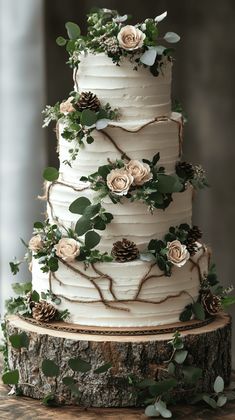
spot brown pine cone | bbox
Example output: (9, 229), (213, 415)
(186, 242), (199, 256)
(32, 301), (57, 323)
(201, 290), (222, 315)
(187, 225), (203, 243)
(111, 238), (139, 263)
(77, 91), (101, 112)
(176, 161), (195, 180)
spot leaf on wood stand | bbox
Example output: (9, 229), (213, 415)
(68, 357), (91, 373)
(43, 167), (59, 182)
(41, 359), (60, 377)
(9, 332), (29, 349)
(2, 370), (19, 385)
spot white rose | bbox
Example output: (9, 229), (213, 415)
(117, 25), (146, 51)
(166, 240), (190, 267)
(28, 234), (43, 252)
(107, 168), (134, 195)
(55, 238), (80, 262)
(126, 160), (152, 186)
(60, 97), (75, 114)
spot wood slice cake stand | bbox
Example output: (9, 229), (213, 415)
(6, 313), (232, 408)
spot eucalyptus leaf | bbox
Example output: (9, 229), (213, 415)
(85, 231), (101, 249)
(43, 167), (59, 182)
(180, 305), (193, 322)
(149, 378), (177, 396)
(81, 109), (98, 126)
(145, 405), (160, 417)
(167, 362), (175, 375)
(217, 395), (227, 407)
(94, 362), (112, 374)
(2, 370), (19, 385)
(221, 295), (235, 309)
(137, 378), (157, 388)
(139, 252), (156, 262)
(65, 22), (81, 40)
(182, 366), (202, 383)
(174, 350), (188, 364)
(41, 359), (60, 377)
(214, 376), (224, 393)
(68, 357), (91, 373)
(9, 332), (29, 349)
(75, 216), (93, 236)
(56, 36), (67, 46)
(96, 119), (110, 130)
(157, 174), (183, 193)
(164, 32), (181, 43)
(140, 47), (157, 66)
(155, 400), (172, 418)
(202, 395), (217, 409)
(69, 197), (91, 214)
(62, 376), (75, 386)
(34, 221), (44, 229)
(192, 302), (205, 320)
(155, 11), (167, 23)
(83, 203), (101, 218)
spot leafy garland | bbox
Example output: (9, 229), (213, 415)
(78, 154), (208, 212)
(56, 8), (180, 76)
(130, 331), (235, 417)
(42, 91), (119, 166)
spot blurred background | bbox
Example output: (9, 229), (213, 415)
(0, 0), (234, 364)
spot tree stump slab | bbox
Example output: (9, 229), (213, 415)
(5, 313), (232, 408)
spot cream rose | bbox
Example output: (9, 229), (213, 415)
(166, 240), (190, 267)
(107, 168), (134, 195)
(117, 25), (146, 51)
(55, 238), (80, 262)
(126, 160), (152, 186)
(60, 97), (75, 114)
(28, 234), (43, 252)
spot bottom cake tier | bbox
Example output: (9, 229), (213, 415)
(5, 313), (231, 407)
(31, 245), (209, 327)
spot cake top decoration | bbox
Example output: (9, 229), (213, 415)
(56, 8), (180, 76)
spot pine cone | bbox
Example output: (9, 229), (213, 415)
(187, 226), (202, 243)
(201, 290), (222, 315)
(32, 301), (57, 323)
(111, 238), (139, 263)
(176, 161), (195, 180)
(77, 91), (101, 112)
(186, 242), (198, 256)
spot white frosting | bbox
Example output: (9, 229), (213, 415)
(31, 245), (209, 327)
(74, 53), (172, 122)
(48, 182), (193, 252)
(59, 112), (182, 184)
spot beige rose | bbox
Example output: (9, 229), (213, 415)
(117, 25), (146, 51)
(28, 234), (43, 252)
(126, 160), (152, 186)
(55, 238), (80, 262)
(166, 240), (190, 267)
(60, 97), (75, 114)
(107, 168), (134, 195)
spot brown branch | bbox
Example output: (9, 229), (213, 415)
(91, 263), (117, 301)
(99, 129), (131, 161)
(134, 262), (157, 299)
(189, 247), (207, 283)
(73, 67), (79, 91)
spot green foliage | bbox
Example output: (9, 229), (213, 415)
(65, 22), (81, 39)
(94, 362), (112, 374)
(2, 369), (19, 385)
(42, 359), (60, 377)
(43, 167), (59, 182)
(192, 302), (205, 321)
(9, 260), (21, 275)
(9, 332), (29, 349)
(221, 295), (235, 309)
(85, 231), (101, 249)
(68, 357), (91, 373)
(80, 109), (98, 126)
(69, 197), (91, 214)
(193, 375), (228, 409)
(42, 393), (59, 407)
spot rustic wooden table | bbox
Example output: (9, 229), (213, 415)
(0, 370), (235, 420)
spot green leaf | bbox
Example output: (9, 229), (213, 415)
(68, 357), (91, 373)
(145, 405), (160, 417)
(192, 302), (205, 320)
(217, 395), (227, 407)
(42, 393), (58, 407)
(2, 370), (19, 385)
(214, 376), (224, 393)
(69, 197), (91, 214)
(180, 305), (193, 322)
(94, 362), (112, 374)
(137, 378), (157, 388)
(62, 376), (75, 386)
(81, 109), (98, 126)
(155, 400), (172, 418)
(41, 359), (60, 377)
(157, 174), (183, 193)
(56, 36), (67, 46)
(164, 32), (180, 43)
(98, 164), (111, 179)
(48, 257), (59, 272)
(83, 203), (101, 218)
(65, 22), (81, 39)
(167, 362), (175, 375)
(149, 378), (177, 397)
(9, 332), (29, 349)
(93, 218), (106, 230)
(174, 350), (188, 364)
(152, 152), (160, 166)
(34, 221), (44, 229)
(12, 282), (32, 295)
(202, 395), (217, 409)
(85, 231), (101, 249)
(221, 295), (235, 309)
(75, 216), (93, 236)
(43, 167), (59, 182)
(182, 366), (202, 383)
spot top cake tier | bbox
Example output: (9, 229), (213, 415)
(74, 53), (172, 123)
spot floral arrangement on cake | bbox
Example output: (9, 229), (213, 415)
(56, 8), (180, 76)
